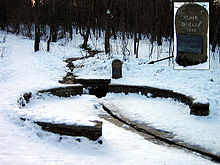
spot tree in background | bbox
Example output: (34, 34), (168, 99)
(34, 0), (40, 52)
(0, 0), (219, 55)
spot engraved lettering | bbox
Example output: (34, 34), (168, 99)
(184, 15), (198, 21)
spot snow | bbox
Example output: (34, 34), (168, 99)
(20, 94), (100, 126)
(0, 31), (219, 164)
(73, 51), (220, 104)
(101, 93), (220, 155)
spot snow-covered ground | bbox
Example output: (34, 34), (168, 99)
(0, 31), (219, 164)
(21, 94), (100, 126)
(101, 93), (220, 155)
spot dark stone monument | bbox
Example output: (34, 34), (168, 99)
(112, 60), (122, 79)
(175, 3), (208, 67)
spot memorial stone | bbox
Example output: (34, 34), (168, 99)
(112, 60), (122, 79)
(175, 3), (208, 66)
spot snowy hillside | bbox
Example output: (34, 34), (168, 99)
(0, 31), (219, 164)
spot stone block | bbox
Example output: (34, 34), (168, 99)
(35, 120), (103, 141)
(112, 60), (122, 79)
(38, 86), (83, 97)
(190, 103), (209, 116)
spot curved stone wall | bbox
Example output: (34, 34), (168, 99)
(108, 84), (209, 116)
(17, 81), (209, 142)
(18, 82), (209, 116)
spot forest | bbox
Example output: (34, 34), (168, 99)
(0, 0), (219, 55)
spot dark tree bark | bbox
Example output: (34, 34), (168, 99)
(104, 0), (112, 54)
(50, 0), (57, 42)
(47, 29), (52, 52)
(1, 0), (219, 54)
(51, 25), (57, 42)
(105, 15), (111, 54)
(34, 0), (40, 52)
(27, 24), (32, 38)
(69, 25), (73, 40)
(134, 33), (137, 55)
(134, 0), (140, 58)
(34, 23), (40, 52)
(81, 26), (90, 49)
(136, 34), (140, 58)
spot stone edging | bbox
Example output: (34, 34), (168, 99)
(20, 118), (102, 141)
(18, 85), (103, 141)
(101, 104), (220, 163)
(108, 84), (209, 116)
(17, 80), (209, 142)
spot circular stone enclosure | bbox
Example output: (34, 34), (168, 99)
(18, 81), (209, 141)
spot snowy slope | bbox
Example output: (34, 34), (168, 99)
(101, 93), (220, 154)
(0, 32), (219, 164)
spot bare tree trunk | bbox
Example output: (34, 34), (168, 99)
(105, 22), (110, 54)
(51, 25), (57, 42)
(104, 0), (112, 54)
(51, 0), (57, 42)
(136, 37), (140, 58)
(82, 26), (90, 49)
(134, 0), (139, 57)
(47, 29), (52, 52)
(34, 23), (40, 52)
(69, 25), (73, 40)
(15, 23), (20, 34)
(211, 21), (219, 52)
(34, 0), (40, 52)
(168, 37), (172, 65)
(149, 42), (154, 59)
(27, 24), (32, 38)
(112, 27), (117, 39)
(134, 34), (140, 58)
(150, 0), (156, 46)
(134, 33), (137, 55)
(68, 0), (73, 40)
